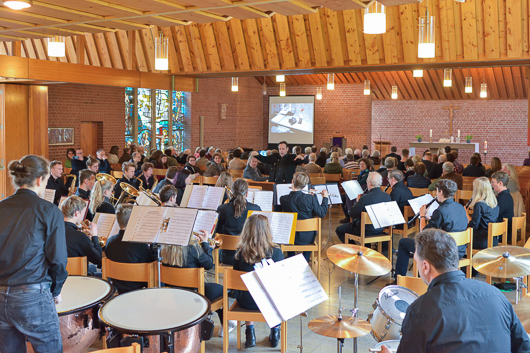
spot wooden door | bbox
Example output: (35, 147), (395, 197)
(81, 122), (98, 157)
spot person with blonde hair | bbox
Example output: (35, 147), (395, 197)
(467, 177), (499, 249)
(324, 152), (343, 174)
(502, 163), (520, 193)
(485, 157), (502, 177)
(89, 179), (115, 215)
(233, 214), (284, 348)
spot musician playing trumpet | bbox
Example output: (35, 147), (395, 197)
(114, 162), (139, 201)
(61, 196), (102, 277)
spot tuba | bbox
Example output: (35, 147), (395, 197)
(114, 182), (140, 206)
(96, 173), (117, 184)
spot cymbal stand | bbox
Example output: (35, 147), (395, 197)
(152, 244), (162, 288)
(514, 276), (528, 304)
(336, 287), (346, 353)
(351, 273), (359, 353)
(297, 312), (308, 353)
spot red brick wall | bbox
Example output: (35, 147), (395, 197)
(263, 84), (372, 149)
(372, 100), (528, 165)
(189, 77), (265, 150)
(48, 84), (125, 162)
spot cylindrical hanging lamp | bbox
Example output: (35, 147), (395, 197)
(47, 36), (65, 57)
(480, 83), (487, 98)
(155, 35), (169, 71)
(280, 82), (286, 96)
(465, 77), (473, 93)
(364, 80), (370, 95)
(413, 70), (423, 78)
(391, 86), (398, 99)
(418, 16), (435, 58)
(231, 77), (238, 92)
(443, 69), (452, 87)
(276, 75), (285, 82)
(327, 74), (335, 90)
(316, 87), (322, 100)
(364, 2), (386, 34)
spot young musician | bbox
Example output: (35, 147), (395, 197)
(46, 160), (68, 206)
(0, 155), (67, 353)
(86, 156), (100, 173)
(137, 162), (155, 190)
(89, 180), (116, 216)
(76, 169), (96, 200)
(215, 171), (232, 204)
(280, 172), (329, 261)
(61, 195), (102, 275)
(233, 215), (284, 348)
(105, 204), (156, 294)
(159, 185), (179, 207)
(113, 162), (139, 201)
(467, 177), (500, 249)
(216, 179), (261, 265)
(153, 166), (178, 194)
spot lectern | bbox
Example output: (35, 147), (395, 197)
(374, 141), (391, 157)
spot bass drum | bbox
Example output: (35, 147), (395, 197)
(99, 288), (212, 353)
(367, 285), (418, 342)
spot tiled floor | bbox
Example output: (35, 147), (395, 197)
(87, 206), (516, 353)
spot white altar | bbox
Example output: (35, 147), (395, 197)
(409, 142), (480, 156)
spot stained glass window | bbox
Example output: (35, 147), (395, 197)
(155, 89), (170, 150)
(137, 88), (152, 150)
(125, 87), (134, 147)
(172, 91), (186, 153)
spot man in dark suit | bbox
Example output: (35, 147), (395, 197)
(492, 171), (514, 243)
(383, 146), (401, 162)
(255, 141), (305, 184)
(280, 172), (329, 261)
(422, 151), (435, 173)
(335, 172), (391, 243)
(428, 154), (447, 179)
(388, 170), (413, 214)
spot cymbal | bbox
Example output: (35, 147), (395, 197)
(515, 295), (530, 334)
(327, 244), (392, 276)
(472, 246), (530, 278)
(308, 315), (371, 339)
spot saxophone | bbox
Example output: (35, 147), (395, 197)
(64, 174), (77, 196)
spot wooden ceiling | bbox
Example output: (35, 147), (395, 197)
(256, 67), (529, 100)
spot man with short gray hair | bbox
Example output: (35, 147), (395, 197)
(335, 172), (390, 243)
(381, 229), (530, 353)
(428, 161), (463, 191)
(304, 153), (322, 174)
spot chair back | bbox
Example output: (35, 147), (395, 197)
(198, 164), (208, 174)
(102, 258), (157, 288)
(228, 169), (244, 177)
(488, 219), (508, 248)
(202, 176), (218, 185)
(248, 185), (262, 190)
(324, 173), (342, 182)
(92, 343), (142, 353)
(191, 175), (202, 184)
(160, 266), (204, 293)
(295, 218), (320, 232)
(410, 188), (429, 197)
(310, 176), (326, 185)
(223, 268), (249, 291)
(512, 213), (527, 245)
(66, 256), (87, 276)
(307, 172), (322, 178)
(448, 228), (473, 247)
(110, 164), (122, 171)
(153, 168), (167, 178)
(217, 234), (240, 251)
(456, 189), (473, 203)
(397, 275), (428, 296)
(111, 171), (124, 179)
(361, 212), (373, 226)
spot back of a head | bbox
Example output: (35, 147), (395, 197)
(491, 157), (502, 171)
(311, 146), (317, 153)
(330, 152), (339, 163)
(61, 195), (86, 218)
(384, 157), (395, 169)
(123, 147), (131, 154)
(362, 149), (370, 158)
(199, 149), (207, 158)
(233, 149), (242, 158)
(320, 147), (328, 154)
(305, 147), (312, 155)
(110, 146), (119, 155)
(402, 148), (409, 157)
(293, 172), (309, 190)
(405, 159), (414, 168)
(471, 177), (497, 209)
(414, 162), (426, 175)
(442, 162), (455, 174)
(446, 153), (455, 163)
(388, 169), (404, 183)
(411, 155), (421, 165)
(237, 214), (275, 264)
(451, 150), (459, 160)
(232, 178), (249, 218)
(346, 153), (354, 162)
(438, 155), (447, 163)
(160, 185), (178, 203)
(444, 146), (451, 154)
(116, 204), (133, 229)
(436, 179), (457, 198)
(174, 169), (191, 189)
(8, 155), (50, 190)
(372, 150), (380, 158)
(294, 146), (302, 155)
(309, 153), (317, 162)
(391, 146), (397, 153)
(470, 156), (479, 166)
(166, 166), (178, 180)
(368, 172), (382, 188)
(345, 148), (353, 155)
(472, 152), (482, 164)
(415, 229), (459, 273)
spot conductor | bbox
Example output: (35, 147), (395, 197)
(254, 141), (304, 183)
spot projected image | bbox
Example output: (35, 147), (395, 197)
(270, 103), (314, 134)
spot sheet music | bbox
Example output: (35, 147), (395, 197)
(408, 194), (434, 214)
(59, 196), (68, 207)
(109, 218), (120, 237)
(241, 271), (283, 328)
(192, 210), (219, 236)
(186, 185), (208, 209)
(366, 201), (406, 228)
(251, 211), (296, 244)
(202, 187), (225, 210)
(312, 184), (327, 205)
(341, 180), (364, 200)
(246, 189), (256, 203)
(253, 191), (274, 212)
(43, 189), (55, 204)
(275, 184), (309, 204)
(159, 208), (198, 246)
(93, 213), (117, 239)
(326, 184), (342, 205)
(136, 192), (158, 206)
(123, 206), (166, 243)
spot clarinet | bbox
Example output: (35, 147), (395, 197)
(408, 198), (437, 226)
(465, 198), (473, 208)
(384, 184), (391, 192)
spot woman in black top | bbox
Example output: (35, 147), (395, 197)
(233, 214), (284, 348)
(467, 177), (500, 249)
(216, 179), (261, 264)
(89, 179), (116, 216)
(407, 162), (431, 188)
(173, 169), (191, 206)
(184, 155), (201, 176)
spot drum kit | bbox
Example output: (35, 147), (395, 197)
(309, 244), (418, 353)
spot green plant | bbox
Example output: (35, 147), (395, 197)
(415, 134), (423, 139)
(464, 134), (473, 140)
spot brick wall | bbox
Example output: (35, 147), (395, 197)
(263, 84), (372, 149)
(372, 100), (528, 165)
(48, 84), (125, 162)
(189, 77), (265, 151)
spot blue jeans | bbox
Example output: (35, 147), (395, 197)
(0, 283), (62, 353)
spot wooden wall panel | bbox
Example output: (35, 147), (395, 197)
(28, 86), (48, 159)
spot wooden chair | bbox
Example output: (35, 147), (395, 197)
(248, 185), (262, 190)
(397, 275), (427, 296)
(213, 234), (240, 283)
(450, 228), (474, 278)
(228, 169), (244, 178)
(66, 256), (87, 276)
(92, 343), (141, 353)
(307, 172), (323, 178)
(223, 269), (287, 353)
(110, 163), (122, 172)
(309, 176), (326, 185)
(191, 175), (202, 184)
(323, 173), (342, 183)
(280, 218), (322, 281)
(409, 187), (429, 197)
(455, 189), (473, 203)
(198, 164), (208, 175)
(509, 213), (527, 246)
(472, 220), (508, 284)
(392, 206), (418, 239)
(160, 266), (221, 353)
(102, 258), (157, 289)
(345, 212), (393, 262)
(111, 171), (123, 179)
(202, 176), (218, 185)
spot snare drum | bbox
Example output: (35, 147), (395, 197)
(99, 288), (212, 353)
(367, 285), (418, 342)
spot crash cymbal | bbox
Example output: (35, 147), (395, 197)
(472, 246), (530, 278)
(515, 295), (530, 334)
(327, 244), (392, 276)
(308, 315), (371, 339)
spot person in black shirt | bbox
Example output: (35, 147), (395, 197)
(463, 155), (486, 177)
(280, 172), (329, 261)
(89, 179), (116, 216)
(46, 160), (68, 206)
(383, 146), (400, 162)
(216, 179), (261, 265)
(118, 147), (132, 164)
(137, 162), (156, 190)
(113, 162), (139, 201)
(388, 170), (413, 214)
(428, 154), (446, 179)
(184, 155), (201, 177)
(153, 166), (177, 194)
(160, 185), (179, 207)
(381, 229), (530, 353)
(105, 204), (156, 294)
(421, 151), (435, 173)
(70, 148), (89, 177)
(75, 169), (96, 200)
(407, 162), (431, 188)
(467, 177), (500, 249)
(61, 195), (102, 275)
(173, 169), (192, 206)
(255, 141), (304, 183)
(96, 149), (112, 174)
(492, 171), (515, 243)
(0, 155), (67, 353)
(397, 148), (409, 172)
(233, 214), (284, 348)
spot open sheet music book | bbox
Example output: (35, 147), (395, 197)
(245, 189), (274, 212)
(365, 201), (406, 228)
(311, 184), (342, 205)
(408, 194), (439, 219)
(42, 189), (56, 204)
(93, 213), (120, 239)
(341, 180), (364, 200)
(180, 185), (225, 210)
(274, 183), (308, 205)
(136, 192), (158, 206)
(241, 254), (328, 327)
(248, 211), (297, 244)
(122, 206), (219, 246)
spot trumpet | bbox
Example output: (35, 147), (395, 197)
(140, 186), (162, 205)
(64, 174), (77, 196)
(135, 172), (144, 190)
(192, 232), (223, 249)
(224, 186), (234, 204)
(80, 220), (107, 247)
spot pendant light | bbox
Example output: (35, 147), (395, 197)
(231, 77), (238, 92)
(413, 70), (423, 78)
(276, 75), (285, 82)
(443, 69), (452, 87)
(155, 34), (169, 71)
(327, 74), (335, 90)
(364, 1), (386, 34)
(465, 76), (472, 93)
(418, 1), (435, 59)
(47, 36), (65, 57)
(316, 87), (322, 100)
(1, 0), (32, 10)
(391, 86), (398, 99)
(364, 80), (370, 95)
(480, 83), (487, 98)
(280, 82), (286, 97)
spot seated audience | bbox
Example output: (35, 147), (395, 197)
(467, 177), (499, 249)
(118, 147), (132, 164)
(304, 153), (323, 173)
(422, 151), (434, 173)
(429, 154), (446, 179)
(315, 151), (327, 168)
(485, 157), (502, 177)
(369, 150), (381, 166)
(428, 162), (463, 191)
(343, 154), (359, 169)
(407, 162), (431, 188)
(492, 171), (514, 244)
(397, 148), (409, 172)
(204, 153), (225, 177)
(173, 169), (192, 205)
(384, 146), (400, 161)
(353, 149), (362, 161)
(451, 150), (464, 175)
(228, 149), (246, 170)
(244, 154), (268, 181)
(502, 163), (520, 193)
(184, 155), (201, 178)
(463, 156), (485, 177)
(403, 159), (415, 181)
(324, 152), (343, 175)
(108, 146), (119, 164)
(524, 151), (530, 166)
(153, 166), (178, 194)
(65, 148), (76, 168)
(96, 149), (111, 174)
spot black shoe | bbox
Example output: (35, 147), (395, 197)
(269, 327), (280, 348)
(339, 217), (350, 224)
(245, 327), (256, 348)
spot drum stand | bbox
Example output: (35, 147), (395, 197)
(352, 273), (359, 353)
(153, 244), (162, 287)
(514, 276), (528, 304)
(297, 312), (308, 353)
(337, 287), (346, 353)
